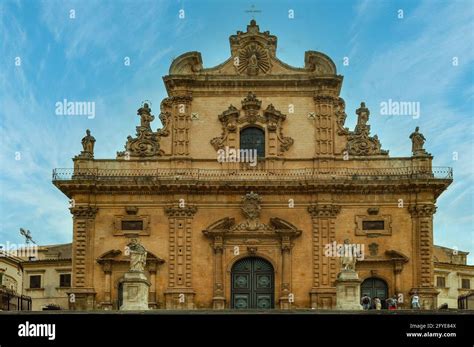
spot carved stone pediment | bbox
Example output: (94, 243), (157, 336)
(166, 20), (338, 79)
(385, 250), (409, 263)
(202, 193), (302, 240)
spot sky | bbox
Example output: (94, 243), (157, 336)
(0, 0), (473, 262)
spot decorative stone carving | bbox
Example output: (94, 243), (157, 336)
(334, 97), (349, 135)
(304, 51), (337, 75)
(125, 206), (138, 215)
(69, 206), (98, 218)
(230, 192), (275, 232)
(307, 204), (341, 218)
(203, 214), (301, 310)
(369, 242), (379, 256)
(164, 205), (198, 217)
(264, 104), (286, 130)
(241, 191), (261, 219)
(247, 246), (258, 255)
(238, 43), (271, 76)
(75, 129), (96, 159)
(210, 92), (294, 155)
(137, 103), (154, 129)
(158, 97), (173, 140)
(241, 91), (262, 114)
(346, 102), (388, 156)
(367, 207), (379, 215)
(410, 127), (430, 156)
(408, 204), (437, 217)
(230, 20), (274, 76)
(117, 102), (165, 158)
(168, 51), (203, 75)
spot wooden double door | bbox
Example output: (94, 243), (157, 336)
(231, 257), (274, 309)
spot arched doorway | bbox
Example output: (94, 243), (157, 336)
(231, 257), (274, 309)
(361, 277), (388, 308)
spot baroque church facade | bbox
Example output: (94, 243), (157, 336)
(53, 21), (452, 310)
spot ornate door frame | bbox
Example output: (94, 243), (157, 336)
(202, 192), (301, 309)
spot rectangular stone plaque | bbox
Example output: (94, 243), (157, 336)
(362, 220), (384, 230)
(121, 220), (143, 230)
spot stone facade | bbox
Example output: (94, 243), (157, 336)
(53, 21), (452, 310)
(21, 244), (72, 311)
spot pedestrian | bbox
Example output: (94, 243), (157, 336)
(386, 297), (393, 310)
(387, 295), (398, 310)
(361, 294), (371, 310)
(411, 292), (420, 309)
(374, 297), (381, 310)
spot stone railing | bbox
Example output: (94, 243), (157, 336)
(52, 167), (453, 182)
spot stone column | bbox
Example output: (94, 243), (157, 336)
(308, 204), (341, 309)
(164, 205), (197, 309)
(394, 262), (402, 294)
(68, 206), (98, 311)
(279, 237), (292, 309)
(409, 204), (438, 309)
(101, 261), (113, 310)
(212, 236), (225, 309)
(148, 261), (158, 309)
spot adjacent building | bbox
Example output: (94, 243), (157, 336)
(21, 244), (72, 310)
(0, 250), (31, 311)
(434, 245), (474, 308)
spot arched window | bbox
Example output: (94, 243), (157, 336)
(240, 127), (265, 158)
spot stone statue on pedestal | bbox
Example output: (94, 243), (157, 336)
(128, 239), (147, 272)
(335, 239), (363, 310)
(137, 103), (155, 129)
(409, 127), (428, 156)
(340, 239), (357, 271)
(120, 239), (150, 311)
(75, 129), (95, 159)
